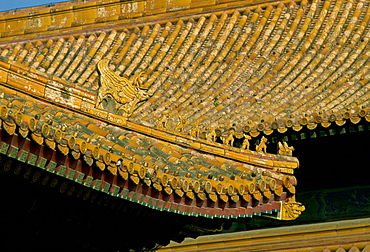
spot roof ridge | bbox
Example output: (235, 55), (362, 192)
(0, 0), (296, 43)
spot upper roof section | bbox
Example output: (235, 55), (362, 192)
(0, 0), (309, 222)
(0, 0), (369, 141)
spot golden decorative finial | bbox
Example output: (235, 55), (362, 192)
(256, 136), (267, 153)
(96, 59), (151, 116)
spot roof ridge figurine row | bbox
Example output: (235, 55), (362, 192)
(156, 114), (294, 156)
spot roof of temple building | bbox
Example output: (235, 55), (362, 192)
(0, 0), (369, 249)
(1, 0), (368, 134)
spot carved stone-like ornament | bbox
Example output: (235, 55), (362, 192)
(96, 59), (151, 116)
(279, 201), (305, 220)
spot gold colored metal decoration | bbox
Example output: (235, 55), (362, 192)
(242, 193), (251, 202)
(256, 136), (267, 153)
(221, 128), (235, 146)
(241, 134), (252, 151)
(231, 194), (239, 203)
(96, 59), (151, 116)
(144, 178), (151, 187)
(96, 159), (105, 171)
(175, 188), (184, 197)
(278, 142), (294, 156)
(252, 191), (262, 201)
(174, 116), (188, 133)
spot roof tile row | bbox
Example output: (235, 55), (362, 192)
(0, 86), (298, 218)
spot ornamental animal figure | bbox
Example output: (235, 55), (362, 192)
(96, 59), (151, 116)
(221, 128), (236, 147)
(206, 127), (217, 142)
(281, 202), (305, 220)
(278, 142), (295, 156)
(156, 114), (168, 129)
(284, 142), (294, 156)
(241, 134), (252, 151)
(256, 136), (267, 153)
(189, 123), (201, 138)
(174, 116), (188, 133)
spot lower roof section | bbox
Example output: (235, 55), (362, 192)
(160, 217), (370, 252)
(0, 84), (303, 220)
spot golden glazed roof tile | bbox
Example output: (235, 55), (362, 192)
(0, 86), (300, 219)
(0, 0), (369, 220)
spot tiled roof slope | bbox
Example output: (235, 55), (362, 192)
(0, 0), (369, 137)
(0, 0), (369, 222)
(0, 85), (299, 219)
